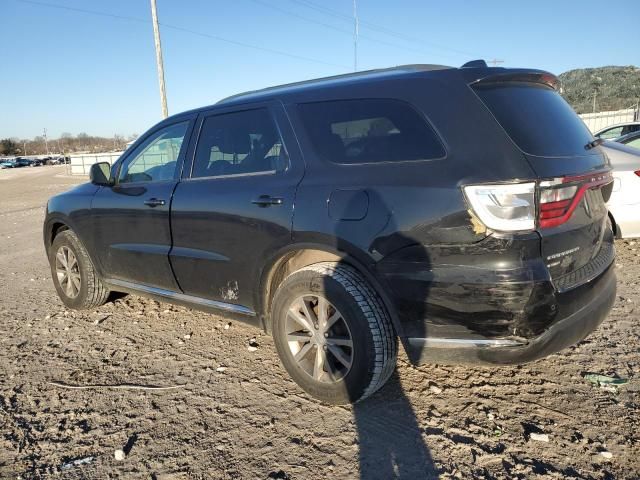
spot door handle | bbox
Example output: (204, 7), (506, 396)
(144, 198), (166, 207)
(252, 195), (284, 207)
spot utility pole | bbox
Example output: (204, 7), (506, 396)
(352, 0), (359, 72)
(150, 0), (168, 118)
(23, 140), (27, 156)
(43, 128), (49, 155)
(592, 91), (597, 113)
(488, 59), (504, 67)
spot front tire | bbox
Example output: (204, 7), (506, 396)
(271, 262), (397, 404)
(48, 230), (110, 310)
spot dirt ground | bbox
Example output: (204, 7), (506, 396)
(0, 166), (638, 479)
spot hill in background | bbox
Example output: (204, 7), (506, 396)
(559, 65), (639, 114)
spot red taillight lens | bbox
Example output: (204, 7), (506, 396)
(635, 170), (640, 177)
(538, 171), (612, 229)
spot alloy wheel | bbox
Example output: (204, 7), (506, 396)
(285, 295), (354, 383)
(55, 246), (81, 298)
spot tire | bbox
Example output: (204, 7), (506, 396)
(271, 262), (397, 404)
(48, 230), (110, 310)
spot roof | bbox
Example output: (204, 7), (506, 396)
(215, 64), (453, 106)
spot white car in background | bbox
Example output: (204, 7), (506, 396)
(595, 121), (640, 140)
(602, 141), (640, 238)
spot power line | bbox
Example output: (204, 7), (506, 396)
(14, 0), (349, 69)
(245, 0), (465, 61)
(287, 0), (484, 58)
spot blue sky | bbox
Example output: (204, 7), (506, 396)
(1, 0), (638, 139)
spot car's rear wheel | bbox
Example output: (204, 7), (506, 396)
(271, 262), (397, 404)
(49, 230), (110, 309)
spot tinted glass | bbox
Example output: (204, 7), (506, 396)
(626, 137), (640, 149)
(119, 122), (188, 183)
(192, 108), (286, 178)
(598, 126), (623, 140)
(474, 83), (594, 157)
(298, 99), (445, 164)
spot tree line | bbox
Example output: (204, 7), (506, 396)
(0, 132), (138, 156)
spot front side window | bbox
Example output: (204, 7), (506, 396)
(298, 99), (445, 164)
(118, 122), (189, 183)
(192, 108), (287, 178)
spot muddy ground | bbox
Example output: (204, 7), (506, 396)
(0, 166), (638, 479)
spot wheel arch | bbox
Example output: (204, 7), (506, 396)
(258, 243), (404, 337)
(44, 214), (74, 250)
(608, 211), (621, 239)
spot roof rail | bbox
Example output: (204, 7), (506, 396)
(216, 64), (452, 105)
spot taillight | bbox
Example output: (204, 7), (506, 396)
(463, 182), (536, 232)
(635, 170), (640, 177)
(464, 171), (613, 232)
(538, 171), (613, 229)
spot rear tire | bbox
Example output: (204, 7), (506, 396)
(49, 230), (110, 310)
(271, 262), (397, 404)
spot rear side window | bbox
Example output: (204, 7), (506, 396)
(474, 83), (594, 157)
(597, 126), (624, 140)
(298, 99), (445, 164)
(192, 108), (287, 178)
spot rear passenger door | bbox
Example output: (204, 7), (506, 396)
(169, 102), (304, 312)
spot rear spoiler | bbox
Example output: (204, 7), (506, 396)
(462, 69), (559, 91)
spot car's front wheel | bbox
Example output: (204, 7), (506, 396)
(271, 262), (397, 404)
(48, 230), (110, 309)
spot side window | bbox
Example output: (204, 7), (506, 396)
(598, 126), (623, 140)
(192, 108), (287, 178)
(118, 122), (189, 183)
(298, 99), (445, 164)
(627, 137), (640, 149)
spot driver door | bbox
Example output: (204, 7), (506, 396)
(91, 119), (194, 290)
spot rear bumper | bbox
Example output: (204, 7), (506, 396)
(403, 263), (616, 365)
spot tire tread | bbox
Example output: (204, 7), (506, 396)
(55, 230), (110, 309)
(295, 262), (397, 402)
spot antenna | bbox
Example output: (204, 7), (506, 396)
(353, 0), (359, 72)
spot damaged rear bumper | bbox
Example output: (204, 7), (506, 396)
(403, 263), (616, 365)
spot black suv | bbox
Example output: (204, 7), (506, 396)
(44, 62), (616, 404)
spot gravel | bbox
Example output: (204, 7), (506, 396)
(0, 166), (637, 478)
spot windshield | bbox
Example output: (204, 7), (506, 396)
(474, 83), (594, 157)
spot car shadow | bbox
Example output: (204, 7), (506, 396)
(328, 189), (436, 479)
(352, 371), (437, 479)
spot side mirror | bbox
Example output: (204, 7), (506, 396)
(89, 162), (114, 186)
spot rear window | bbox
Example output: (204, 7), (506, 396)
(298, 99), (445, 164)
(474, 83), (594, 157)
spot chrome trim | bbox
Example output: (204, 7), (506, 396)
(106, 279), (255, 316)
(408, 337), (525, 349)
(184, 169), (277, 181)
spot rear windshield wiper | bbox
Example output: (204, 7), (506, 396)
(585, 138), (604, 150)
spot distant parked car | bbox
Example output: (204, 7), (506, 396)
(14, 158), (34, 167)
(0, 160), (16, 169)
(595, 122), (640, 140)
(602, 141), (640, 238)
(28, 158), (47, 167)
(614, 131), (640, 149)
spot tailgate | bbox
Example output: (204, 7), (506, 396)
(472, 74), (615, 289)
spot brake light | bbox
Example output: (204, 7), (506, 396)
(463, 183), (536, 232)
(538, 171), (613, 229)
(635, 170), (640, 177)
